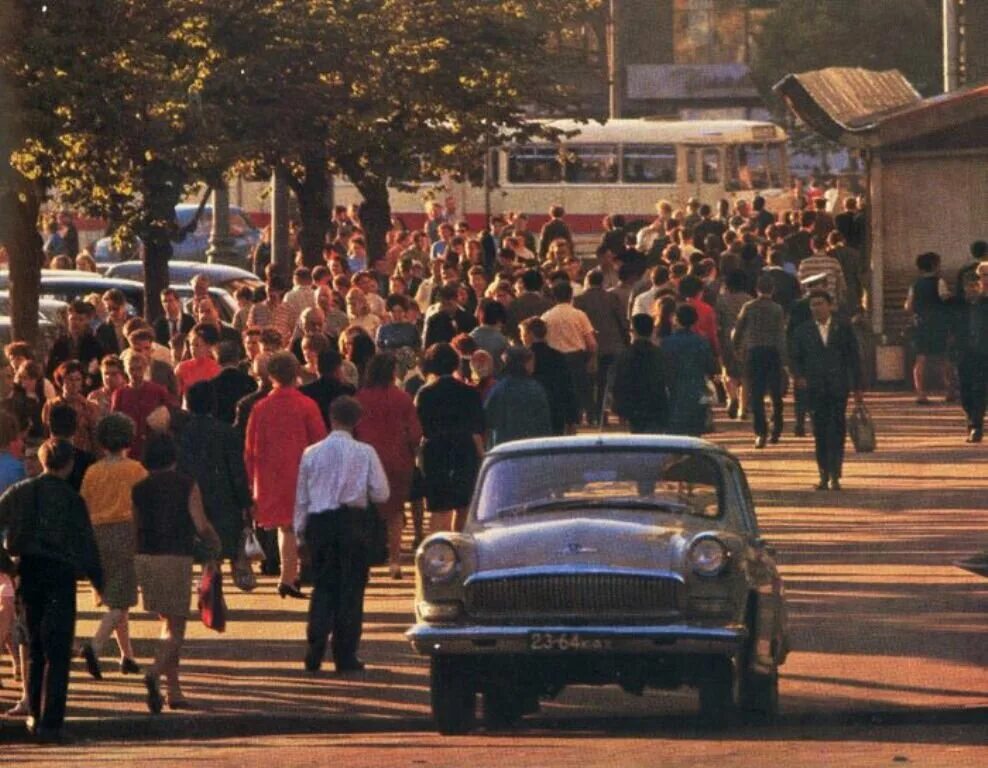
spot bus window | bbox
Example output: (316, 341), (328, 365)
(768, 144), (787, 188)
(622, 144), (677, 184)
(564, 144), (619, 184)
(726, 146), (742, 191)
(508, 147), (562, 184)
(686, 148), (697, 184)
(702, 148), (720, 184)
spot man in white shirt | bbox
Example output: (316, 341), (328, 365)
(284, 267), (317, 317)
(542, 281), (598, 425)
(295, 396), (389, 674)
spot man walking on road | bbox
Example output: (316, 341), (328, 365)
(733, 275), (787, 448)
(789, 290), (863, 491)
(0, 439), (103, 741)
(295, 396), (389, 675)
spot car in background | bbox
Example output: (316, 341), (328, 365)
(407, 434), (789, 733)
(0, 315), (59, 360)
(105, 260), (262, 295)
(0, 293), (69, 330)
(0, 272), (237, 324)
(91, 204), (260, 267)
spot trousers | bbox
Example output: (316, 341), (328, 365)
(746, 347), (784, 439)
(19, 556), (77, 731)
(810, 393), (848, 481)
(958, 353), (987, 431)
(304, 509), (370, 666)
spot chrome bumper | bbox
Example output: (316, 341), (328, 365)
(406, 623), (746, 656)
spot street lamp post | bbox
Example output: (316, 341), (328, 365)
(205, 180), (237, 265)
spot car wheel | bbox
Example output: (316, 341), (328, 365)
(740, 668), (779, 721)
(698, 656), (739, 728)
(430, 656), (476, 735)
(483, 682), (524, 729)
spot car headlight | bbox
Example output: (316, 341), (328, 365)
(420, 540), (459, 583)
(689, 537), (729, 576)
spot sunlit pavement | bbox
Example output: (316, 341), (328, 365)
(1, 392), (985, 765)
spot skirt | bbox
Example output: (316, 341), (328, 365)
(93, 521), (138, 610)
(421, 436), (480, 511)
(135, 554), (194, 618)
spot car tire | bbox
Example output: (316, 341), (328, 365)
(740, 668), (779, 721)
(698, 656), (739, 728)
(483, 682), (524, 729)
(430, 656), (476, 735)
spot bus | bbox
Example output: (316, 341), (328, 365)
(331, 118), (792, 235)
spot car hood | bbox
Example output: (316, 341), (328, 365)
(471, 516), (691, 573)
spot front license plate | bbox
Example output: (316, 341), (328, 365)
(528, 632), (613, 652)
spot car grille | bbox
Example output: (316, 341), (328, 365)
(465, 572), (685, 624)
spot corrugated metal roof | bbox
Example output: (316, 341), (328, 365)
(774, 67), (988, 148)
(779, 68), (920, 130)
(627, 64), (761, 101)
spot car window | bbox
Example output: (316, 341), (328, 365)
(475, 450), (722, 522)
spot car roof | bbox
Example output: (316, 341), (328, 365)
(106, 260), (259, 283)
(486, 434), (730, 457)
(0, 271), (145, 292)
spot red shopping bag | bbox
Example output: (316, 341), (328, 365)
(198, 563), (227, 633)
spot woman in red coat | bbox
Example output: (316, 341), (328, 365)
(355, 353), (423, 579)
(244, 352), (326, 598)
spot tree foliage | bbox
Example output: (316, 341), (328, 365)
(751, 0), (942, 101)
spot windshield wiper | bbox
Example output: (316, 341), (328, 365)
(496, 497), (692, 518)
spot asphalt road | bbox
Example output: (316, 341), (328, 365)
(1, 392), (985, 766)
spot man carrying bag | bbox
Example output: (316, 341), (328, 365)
(294, 396), (390, 675)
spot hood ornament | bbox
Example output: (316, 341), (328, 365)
(559, 542), (598, 555)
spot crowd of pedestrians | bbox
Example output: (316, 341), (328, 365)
(0, 195), (984, 741)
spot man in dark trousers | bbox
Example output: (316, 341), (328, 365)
(952, 268), (988, 443)
(295, 396), (389, 674)
(0, 439), (103, 741)
(733, 275), (787, 448)
(611, 313), (668, 433)
(521, 316), (579, 435)
(789, 290), (864, 491)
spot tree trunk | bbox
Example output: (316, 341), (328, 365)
(0, 181), (42, 348)
(139, 162), (183, 322)
(355, 177), (391, 266)
(294, 155), (331, 270)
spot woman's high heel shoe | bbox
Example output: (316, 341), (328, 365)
(278, 582), (307, 599)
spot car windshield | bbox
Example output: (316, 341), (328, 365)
(475, 450), (722, 523)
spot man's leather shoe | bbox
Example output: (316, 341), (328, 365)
(830, 479), (842, 491)
(754, 436), (766, 449)
(794, 425), (806, 438)
(967, 429), (983, 443)
(769, 434), (780, 444)
(120, 657), (141, 675)
(335, 658), (366, 674)
(304, 644), (324, 673)
(814, 481), (829, 491)
(278, 582), (307, 599)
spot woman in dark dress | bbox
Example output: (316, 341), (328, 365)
(414, 343), (485, 533)
(905, 251), (950, 404)
(133, 434), (220, 712)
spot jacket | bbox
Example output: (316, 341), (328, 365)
(0, 474), (103, 589)
(574, 286), (628, 357)
(789, 319), (862, 400)
(611, 339), (669, 430)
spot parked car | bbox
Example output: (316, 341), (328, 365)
(105, 260), (262, 295)
(0, 272), (237, 324)
(0, 293), (69, 329)
(407, 434), (789, 733)
(91, 204), (260, 267)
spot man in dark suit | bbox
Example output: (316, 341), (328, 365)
(153, 288), (196, 346)
(46, 300), (105, 391)
(952, 269), (988, 443)
(422, 285), (476, 348)
(611, 313), (668, 433)
(299, 349), (356, 430)
(834, 197), (865, 252)
(520, 316), (578, 435)
(94, 288), (130, 355)
(538, 205), (574, 262)
(783, 210), (815, 270)
(506, 269), (552, 341)
(789, 289), (863, 491)
(213, 341), (257, 425)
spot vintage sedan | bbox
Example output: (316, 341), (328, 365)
(407, 435), (789, 733)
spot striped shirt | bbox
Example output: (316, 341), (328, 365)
(798, 253), (847, 303)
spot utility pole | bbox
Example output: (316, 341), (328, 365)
(270, 166), (291, 286)
(607, 0), (623, 119)
(943, 0), (960, 91)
